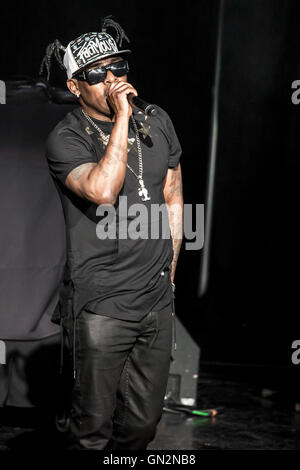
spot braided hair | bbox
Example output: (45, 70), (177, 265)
(39, 39), (66, 81)
(100, 15), (130, 47)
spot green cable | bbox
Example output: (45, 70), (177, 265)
(191, 410), (210, 416)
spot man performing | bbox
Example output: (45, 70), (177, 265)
(46, 17), (183, 450)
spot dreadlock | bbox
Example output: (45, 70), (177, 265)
(39, 39), (66, 81)
(100, 15), (130, 47)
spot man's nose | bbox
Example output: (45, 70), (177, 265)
(104, 70), (118, 84)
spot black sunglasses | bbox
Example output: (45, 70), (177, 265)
(75, 59), (129, 85)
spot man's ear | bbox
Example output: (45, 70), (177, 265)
(67, 78), (80, 98)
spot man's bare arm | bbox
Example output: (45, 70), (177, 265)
(65, 114), (129, 205)
(163, 163), (183, 283)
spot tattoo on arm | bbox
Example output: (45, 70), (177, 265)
(96, 158), (110, 178)
(108, 141), (128, 164)
(70, 162), (96, 181)
(170, 238), (182, 283)
(164, 164), (183, 202)
(168, 206), (183, 282)
(164, 165), (184, 282)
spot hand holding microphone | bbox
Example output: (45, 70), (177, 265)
(107, 80), (157, 118)
(127, 94), (157, 116)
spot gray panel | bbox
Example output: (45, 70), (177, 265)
(166, 317), (200, 406)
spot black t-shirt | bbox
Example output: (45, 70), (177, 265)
(46, 105), (182, 321)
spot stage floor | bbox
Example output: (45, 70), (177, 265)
(0, 369), (299, 451)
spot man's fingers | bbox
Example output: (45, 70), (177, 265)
(108, 81), (137, 97)
(106, 80), (138, 117)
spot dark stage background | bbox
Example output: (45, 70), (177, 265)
(1, 0), (299, 392)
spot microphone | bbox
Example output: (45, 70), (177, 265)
(128, 94), (157, 116)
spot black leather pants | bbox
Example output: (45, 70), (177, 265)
(65, 302), (173, 450)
